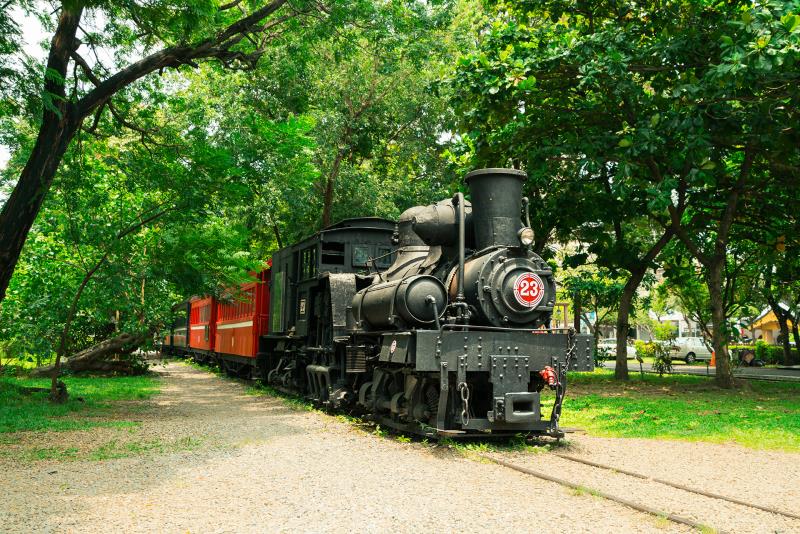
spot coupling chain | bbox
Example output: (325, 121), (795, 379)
(458, 382), (470, 426)
(552, 328), (577, 429)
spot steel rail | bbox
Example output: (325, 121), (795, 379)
(483, 455), (720, 533)
(553, 453), (800, 522)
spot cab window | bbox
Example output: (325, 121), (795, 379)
(352, 245), (370, 267)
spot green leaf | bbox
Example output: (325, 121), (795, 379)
(44, 68), (65, 85)
(518, 76), (536, 90)
(618, 137), (633, 148)
(41, 91), (64, 119)
(699, 159), (716, 170)
(498, 44), (514, 62)
(781, 14), (800, 33)
(649, 114), (660, 127)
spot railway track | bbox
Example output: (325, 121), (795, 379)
(481, 452), (800, 533)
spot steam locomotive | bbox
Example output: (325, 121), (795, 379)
(162, 168), (593, 438)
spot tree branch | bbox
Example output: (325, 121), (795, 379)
(77, 0), (290, 116)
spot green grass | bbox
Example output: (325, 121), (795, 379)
(1, 355), (56, 371)
(561, 369), (800, 451)
(0, 374), (160, 434)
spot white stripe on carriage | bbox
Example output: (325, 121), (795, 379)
(190, 325), (206, 330)
(216, 320), (254, 330)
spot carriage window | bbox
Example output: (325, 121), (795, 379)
(352, 245), (370, 267)
(375, 247), (393, 268)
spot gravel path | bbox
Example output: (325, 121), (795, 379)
(0, 362), (791, 533)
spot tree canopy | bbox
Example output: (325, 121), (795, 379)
(1, 0), (798, 389)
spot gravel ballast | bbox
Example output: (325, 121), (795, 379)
(0, 362), (793, 533)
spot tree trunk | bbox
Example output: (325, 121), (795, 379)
(50, 252), (109, 400)
(778, 316), (792, 366)
(0, 117), (80, 305)
(0, 6), (83, 304)
(0, 122), (77, 300)
(573, 292), (582, 332)
(33, 331), (153, 377)
(792, 323), (800, 365)
(707, 261), (734, 388)
(614, 279), (640, 380)
(266, 212), (283, 248)
(321, 147), (347, 228)
(766, 297), (792, 365)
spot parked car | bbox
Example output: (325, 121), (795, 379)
(669, 337), (712, 363)
(597, 339), (637, 360)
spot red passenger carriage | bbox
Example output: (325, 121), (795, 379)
(189, 296), (217, 363)
(215, 268), (271, 377)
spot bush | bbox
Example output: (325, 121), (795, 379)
(594, 345), (608, 368)
(634, 339), (672, 376)
(755, 340), (768, 362)
(651, 342), (673, 376)
(634, 340), (654, 360)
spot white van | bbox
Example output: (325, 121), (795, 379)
(669, 337), (712, 363)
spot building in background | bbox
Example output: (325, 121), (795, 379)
(750, 305), (795, 344)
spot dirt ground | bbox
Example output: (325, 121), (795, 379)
(1, 362), (798, 533)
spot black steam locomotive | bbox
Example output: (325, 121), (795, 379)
(259, 168), (593, 438)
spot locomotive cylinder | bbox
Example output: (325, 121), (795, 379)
(352, 274), (446, 329)
(464, 168), (527, 250)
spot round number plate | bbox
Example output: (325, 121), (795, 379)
(513, 272), (545, 308)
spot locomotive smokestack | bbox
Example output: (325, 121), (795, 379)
(464, 168), (527, 250)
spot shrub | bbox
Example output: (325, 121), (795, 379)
(634, 340), (654, 360)
(755, 340), (768, 362)
(651, 342), (673, 376)
(634, 339), (672, 376)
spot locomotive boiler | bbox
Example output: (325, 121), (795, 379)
(258, 168), (593, 438)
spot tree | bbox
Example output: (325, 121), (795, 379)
(0, 0), (307, 304)
(450, 0), (800, 387)
(448, 1), (681, 380)
(760, 244), (800, 364)
(0, 1), (458, 393)
(562, 269), (626, 351)
(0, 89), (276, 393)
(306, 4), (457, 228)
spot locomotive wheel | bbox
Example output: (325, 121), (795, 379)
(358, 381), (374, 410)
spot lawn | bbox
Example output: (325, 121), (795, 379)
(0, 374), (160, 434)
(560, 369), (800, 451)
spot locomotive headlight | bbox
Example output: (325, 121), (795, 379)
(518, 227), (535, 246)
